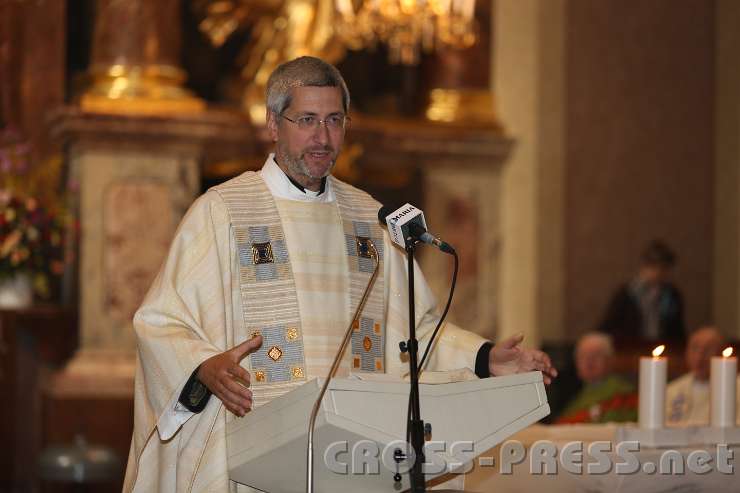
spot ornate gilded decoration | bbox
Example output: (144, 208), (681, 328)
(193, 0), (345, 124)
(425, 88), (500, 126)
(81, 1), (204, 115)
(355, 236), (374, 259)
(255, 370), (266, 382)
(363, 335), (372, 352)
(81, 65), (205, 115)
(335, 0), (477, 64)
(286, 327), (299, 341)
(252, 241), (274, 265)
(267, 345), (283, 362)
(291, 366), (305, 379)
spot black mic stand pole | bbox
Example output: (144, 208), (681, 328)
(403, 240), (427, 492)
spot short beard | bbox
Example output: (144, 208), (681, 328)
(277, 142), (336, 184)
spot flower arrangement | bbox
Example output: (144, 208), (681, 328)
(0, 126), (71, 301)
(0, 192), (66, 297)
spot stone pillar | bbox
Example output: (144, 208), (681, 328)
(1, 0), (65, 162)
(0, 0), (20, 127)
(81, 0), (204, 115)
(493, 0), (567, 346)
(714, 0), (740, 339)
(48, 109), (254, 397)
(351, 116), (513, 341)
(421, 164), (504, 340)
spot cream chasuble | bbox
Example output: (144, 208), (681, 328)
(124, 156), (487, 492)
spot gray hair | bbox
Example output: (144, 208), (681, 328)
(575, 332), (615, 358)
(266, 56), (350, 116)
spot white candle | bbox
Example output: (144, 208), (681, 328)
(639, 345), (667, 429)
(710, 347), (737, 428)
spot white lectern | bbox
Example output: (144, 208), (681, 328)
(227, 371), (549, 492)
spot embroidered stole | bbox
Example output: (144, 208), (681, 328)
(212, 173), (385, 407)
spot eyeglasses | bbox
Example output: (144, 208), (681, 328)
(281, 114), (350, 131)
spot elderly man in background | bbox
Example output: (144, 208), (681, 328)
(666, 326), (740, 426)
(556, 332), (637, 424)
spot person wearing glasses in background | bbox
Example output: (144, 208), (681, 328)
(123, 56), (557, 493)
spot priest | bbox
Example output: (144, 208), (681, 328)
(123, 56), (557, 492)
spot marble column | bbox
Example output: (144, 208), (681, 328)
(1, 0), (65, 162)
(48, 109), (254, 397)
(714, 0), (740, 339)
(81, 0), (204, 114)
(493, 0), (567, 346)
(0, 0), (19, 127)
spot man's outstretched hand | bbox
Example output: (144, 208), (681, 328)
(489, 333), (558, 384)
(197, 335), (263, 417)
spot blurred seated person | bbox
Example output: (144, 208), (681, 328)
(599, 240), (685, 344)
(666, 326), (740, 426)
(556, 332), (637, 424)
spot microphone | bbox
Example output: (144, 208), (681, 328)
(378, 204), (455, 254)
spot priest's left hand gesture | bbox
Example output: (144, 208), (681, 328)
(489, 333), (558, 384)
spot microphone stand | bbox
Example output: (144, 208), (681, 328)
(306, 241), (380, 493)
(403, 241), (468, 493)
(403, 241), (427, 492)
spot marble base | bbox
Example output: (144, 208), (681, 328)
(701, 426), (740, 445)
(616, 424), (740, 447)
(615, 425), (692, 448)
(47, 349), (135, 398)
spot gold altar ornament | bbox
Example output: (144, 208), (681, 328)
(194, 0), (479, 122)
(81, 65), (205, 115)
(334, 0), (478, 64)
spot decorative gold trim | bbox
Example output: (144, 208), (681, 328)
(252, 242), (274, 265)
(286, 327), (299, 341)
(267, 346), (283, 362)
(425, 88), (500, 126)
(355, 236), (374, 259)
(80, 64), (205, 115)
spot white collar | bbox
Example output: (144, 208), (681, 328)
(259, 153), (335, 203)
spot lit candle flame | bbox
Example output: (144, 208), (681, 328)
(723, 347), (734, 358)
(652, 345), (665, 357)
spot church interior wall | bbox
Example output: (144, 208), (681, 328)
(564, 0), (716, 338)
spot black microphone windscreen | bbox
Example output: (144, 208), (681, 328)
(377, 205), (394, 225)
